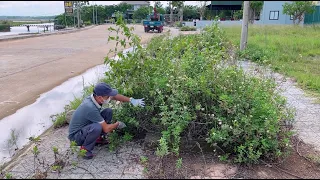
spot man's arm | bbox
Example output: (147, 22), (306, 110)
(111, 94), (130, 102)
(100, 121), (120, 133)
(111, 94), (145, 107)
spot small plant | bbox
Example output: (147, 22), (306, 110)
(7, 129), (19, 153)
(140, 156), (148, 164)
(122, 132), (133, 142)
(51, 112), (67, 128)
(176, 158), (182, 169)
(32, 145), (40, 157)
(79, 149), (87, 158)
(219, 154), (229, 162)
(143, 167), (148, 173)
(51, 165), (62, 172)
(70, 141), (78, 154)
(5, 173), (13, 179)
(155, 137), (169, 157)
(71, 161), (78, 167)
(28, 136), (41, 142)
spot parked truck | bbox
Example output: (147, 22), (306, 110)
(142, 7), (164, 33)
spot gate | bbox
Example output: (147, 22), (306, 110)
(304, 6), (320, 24)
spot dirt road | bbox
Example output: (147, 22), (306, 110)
(0, 25), (171, 120)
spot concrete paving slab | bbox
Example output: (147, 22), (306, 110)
(3, 125), (146, 179)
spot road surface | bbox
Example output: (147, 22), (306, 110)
(0, 24), (171, 120)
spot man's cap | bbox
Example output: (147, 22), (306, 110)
(93, 82), (118, 96)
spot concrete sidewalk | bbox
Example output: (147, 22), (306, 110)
(3, 126), (145, 179)
(0, 25), (96, 42)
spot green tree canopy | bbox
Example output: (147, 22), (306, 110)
(133, 6), (150, 20)
(283, 1), (315, 24)
(183, 5), (199, 20)
(115, 2), (133, 13)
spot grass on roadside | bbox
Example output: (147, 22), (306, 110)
(52, 84), (95, 128)
(222, 24), (320, 98)
(180, 26), (197, 31)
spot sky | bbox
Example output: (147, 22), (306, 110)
(0, 1), (202, 16)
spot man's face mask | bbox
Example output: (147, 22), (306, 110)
(100, 96), (110, 105)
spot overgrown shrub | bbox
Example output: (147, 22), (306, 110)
(104, 14), (294, 163)
(0, 24), (10, 32)
(175, 21), (183, 27)
(180, 26), (197, 31)
(84, 21), (91, 26)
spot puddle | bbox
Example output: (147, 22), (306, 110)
(0, 47), (134, 165)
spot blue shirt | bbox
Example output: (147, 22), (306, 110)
(68, 94), (105, 139)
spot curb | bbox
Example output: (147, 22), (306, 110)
(0, 25), (96, 42)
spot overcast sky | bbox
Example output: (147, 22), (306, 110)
(0, 1), (202, 16)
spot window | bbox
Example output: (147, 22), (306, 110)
(290, 15), (294, 20)
(269, 11), (279, 20)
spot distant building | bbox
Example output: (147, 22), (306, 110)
(258, 1), (320, 25)
(120, 1), (150, 20)
(259, 1), (295, 25)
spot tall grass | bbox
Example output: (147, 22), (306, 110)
(222, 25), (320, 96)
(52, 84), (95, 128)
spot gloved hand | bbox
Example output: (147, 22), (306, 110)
(130, 98), (145, 107)
(117, 121), (127, 129)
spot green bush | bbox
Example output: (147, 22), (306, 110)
(237, 45), (272, 64)
(104, 15), (293, 164)
(175, 21), (183, 27)
(180, 26), (197, 31)
(84, 21), (91, 26)
(0, 24), (10, 32)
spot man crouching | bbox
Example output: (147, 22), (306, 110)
(68, 82), (145, 159)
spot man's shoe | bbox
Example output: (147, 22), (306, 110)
(95, 135), (109, 145)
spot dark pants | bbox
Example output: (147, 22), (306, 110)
(71, 108), (112, 156)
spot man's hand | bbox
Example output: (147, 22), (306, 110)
(117, 121), (127, 129)
(130, 98), (145, 107)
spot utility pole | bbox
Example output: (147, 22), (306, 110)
(240, 1), (250, 51)
(95, 3), (98, 24)
(77, 2), (80, 28)
(92, 1), (95, 24)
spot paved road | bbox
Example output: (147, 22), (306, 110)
(0, 24), (166, 120)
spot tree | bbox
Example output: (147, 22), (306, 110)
(115, 2), (133, 13)
(54, 13), (74, 26)
(183, 5), (199, 20)
(168, 1), (174, 23)
(156, 7), (166, 15)
(104, 5), (116, 19)
(73, 1), (90, 27)
(198, 1), (208, 20)
(249, 1), (263, 23)
(170, 1), (184, 22)
(283, 1), (315, 25)
(133, 6), (150, 20)
(176, 1), (185, 22)
(154, 1), (162, 8)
